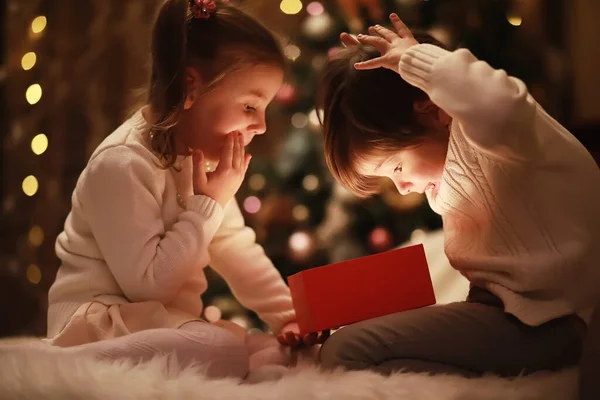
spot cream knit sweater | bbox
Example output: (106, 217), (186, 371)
(47, 111), (295, 337)
(400, 44), (600, 325)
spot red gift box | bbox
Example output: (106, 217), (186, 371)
(288, 244), (436, 334)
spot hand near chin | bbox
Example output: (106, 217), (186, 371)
(193, 132), (251, 207)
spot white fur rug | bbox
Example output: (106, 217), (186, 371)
(0, 232), (579, 399)
(0, 339), (578, 400)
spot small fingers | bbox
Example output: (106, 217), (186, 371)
(390, 13), (413, 38)
(192, 151), (208, 192)
(317, 329), (331, 344)
(356, 34), (388, 53)
(303, 332), (318, 346)
(244, 153), (252, 173)
(369, 24), (397, 42)
(238, 133), (246, 170)
(340, 32), (360, 47)
(218, 133), (234, 171)
(233, 132), (242, 170)
(354, 57), (386, 70)
(285, 332), (300, 349)
(276, 334), (288, 346)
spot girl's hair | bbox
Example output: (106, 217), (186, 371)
(148, 0), (285, 168)
(316, 32), (447, 197)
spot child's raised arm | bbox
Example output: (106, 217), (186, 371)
(208, 200), (296, 333)
(356, 14), (539, 160)
(400, 44), (537, 159)
(79, 148), (223, 304)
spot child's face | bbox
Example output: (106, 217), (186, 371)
(179, 64), (284, 163)
(356, 137), (449, 201)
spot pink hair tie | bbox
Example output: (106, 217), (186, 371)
(189, 0), (216, 20)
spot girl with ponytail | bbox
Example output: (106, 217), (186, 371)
(44, 0), (325, 381)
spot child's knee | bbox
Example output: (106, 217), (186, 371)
(319, 326), (368, 370)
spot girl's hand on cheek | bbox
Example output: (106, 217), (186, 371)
(193, 132), (252, 207)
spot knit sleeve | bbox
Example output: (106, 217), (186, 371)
(79, 146), (224, 304)
(208, 200), (296, 333)
(398, 44), (539, 160)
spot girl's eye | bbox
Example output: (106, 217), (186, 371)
(394, 164), (402, 173)
(244, 104), (257, 112)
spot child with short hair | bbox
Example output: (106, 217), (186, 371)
(317, 13), (599, 385)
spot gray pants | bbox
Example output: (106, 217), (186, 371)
(320, 287), (585, 378)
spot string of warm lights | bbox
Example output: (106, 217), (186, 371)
(20, 13), (49, 285)
(280, 0), (303, 15)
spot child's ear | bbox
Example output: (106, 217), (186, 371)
(438, 108), (451, 127)
(184, 67), (201, 110)
(413, 99), (437, 116)
(414, 99), (449, 128)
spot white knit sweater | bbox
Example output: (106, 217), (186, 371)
(47, 111), (295, 337)
(399, 44), (600, 325)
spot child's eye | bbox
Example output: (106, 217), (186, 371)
(394, 164), (402, 173)
(244, 104), (257, 112)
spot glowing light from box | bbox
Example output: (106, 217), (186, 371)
(31, 133), (48, 155)
(26, 264), (42, 284)
(243, 196), (261, 214)
(204, 306), (222, 322)
(291, 112), (308, 129)
(21, 52), (37, 70)
(280, 0), (302, 15)
(31, 16), (47, 34)
(306, 1), (324, 16)
(28, 225), (44, 247)
(302, 175), (319, 191)
(22, 175), (39, 196)
(248, 174), (266, 191)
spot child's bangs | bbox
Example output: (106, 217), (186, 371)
(325, 125), (384, 198)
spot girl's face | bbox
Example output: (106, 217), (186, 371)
(178, 64), (284, 163)
(356, 135), (449, 202)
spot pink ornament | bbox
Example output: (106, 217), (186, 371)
(369, 226), (393, 252)
(275, 82), (297, 106)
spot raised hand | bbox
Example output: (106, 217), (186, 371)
(193, 132), (251, 207)
(353, 13), (418, 74)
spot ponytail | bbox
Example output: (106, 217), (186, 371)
(148, 0), (189, 168)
